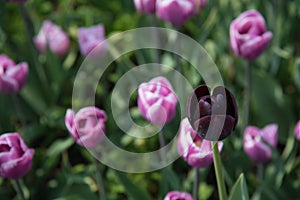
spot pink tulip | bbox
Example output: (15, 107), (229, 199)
(34, 20), (70, 56)
(138, 76), (177, 125)
(0, 133), (34, 179)
(134, 0), (156, 14)
(177, 118), (223, 168)
(78, 24), (107, 57)
(0, 54), (28, 93)
(230, 10), (272, 60)
(244, 124), (278, 164)
(65, 107), (107, 148)
(156, 0), (195, 26)
(164, 191), (193, 200)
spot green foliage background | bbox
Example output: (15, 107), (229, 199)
(0, 0), (300, 199)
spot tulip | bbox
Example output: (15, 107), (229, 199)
(164, 191), (193, 200)
(230, 9), (273, 60)
(295, 120), (300, 141)
(34, 20), (70, 56)
(156, 0), (195, 26)
(177, 118), (223, 168)
(186, 85), (238, 141)
(138, 76), (177, 125)
(65, 107), (107, 148)
(77, 24), (107, 57)
(134, 0), (156, 14)
(243, 124), (278, 164)
(0, 54), (28, 94)
(0, 133), (34, 179)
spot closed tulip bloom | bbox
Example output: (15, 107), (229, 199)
(138, 76), (177, 125)
(294, 121), (300, 141)
(0, 54), (28, 93)
(134, 0), (156, 14)
(65, 107), (107, 148)
(186, 85), (238, 141)
(230, 10), (273, 60)
(244, 124), (278, 164)
(164, 191), (193, 200)
(78, 24), (107, 57)
(0, 133), (34, 179)
(34, 20), (70, 56)
(156, 0), (195, 26)
(178, 118), (223, 168)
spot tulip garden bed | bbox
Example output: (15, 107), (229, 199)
(0, 0), (300, 200)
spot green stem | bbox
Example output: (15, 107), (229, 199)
(257, 164), (264, 182)
(242, 61), (251, 132)
(212, 142), (227, 200)
(93, 157), (106, 200)
(159, 129), (167, 164)
(193, 168), (199, 200)
(18, 4), (50, 102)
(14, 179), (26, 200)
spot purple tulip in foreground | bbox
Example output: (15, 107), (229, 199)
(295, 120), (300, 141)
(34, 20), (70, 56)
(230, 10), (273, 60)
(0, 133), (34, 179)
(186, 85), (238, 141)
(65, 107), (107, 148)
(177, 118), (223, 168)
(0, 54), (28, 94)
(134, 0), (156, 14)
(164, 191), (193, 200)
(138, 76), (177, 126)
(156, 0), (195, 26)
(244, 124), (278, 164)
(78, 24), (107, 57)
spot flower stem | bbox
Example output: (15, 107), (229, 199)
(193, 168), (200, 200)
(212, 142), (227, 200)
(93, 157), (106, 200)
(159, 129), (167, 163)
(242, 61), (252, 132)
(257, 164), (264, 182)
(14, 179), (26, 200)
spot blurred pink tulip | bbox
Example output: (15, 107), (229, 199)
(134, 0), (156, 14)
(65, 107), (107, 148)
(230, 10), (272, 60)
(0, 54), (28, 93)
(0, 133), (34, 179)
(177, 118), (223, 168)
(164, 191), (193, 200)
(294, 120), (300, 141)
(244, 124), (278, 164)
(34, 20), (70, 56)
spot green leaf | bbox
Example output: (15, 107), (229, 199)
(47, 138), (74, 157)
(229, 173), (249, 200)
(114, 170), (152, 200)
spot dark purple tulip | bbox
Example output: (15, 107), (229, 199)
(186, 85), (238, 141)
(0, 133), (34, 179)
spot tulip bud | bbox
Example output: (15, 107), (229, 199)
(34, 20), (70, 56)
(164, 191), (193, 200)
(230, 9), (273, 60)
(65, 107), (107, 148)
(134, 0), (156, 14)
(0, 133), (34, 179)
(156, 0), (195, 26)
(0, 54), (28, 94)
(177, 118), (223, 168)
(138, 76), (178, 125)
(78, 24), (107, 57)
(187, 85), (238, 141)
(243, 124), (278, 164)
(295, 120), (300, 141)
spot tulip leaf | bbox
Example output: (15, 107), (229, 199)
(114, 170), (152, 200)
(229, 173), (249, 200)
